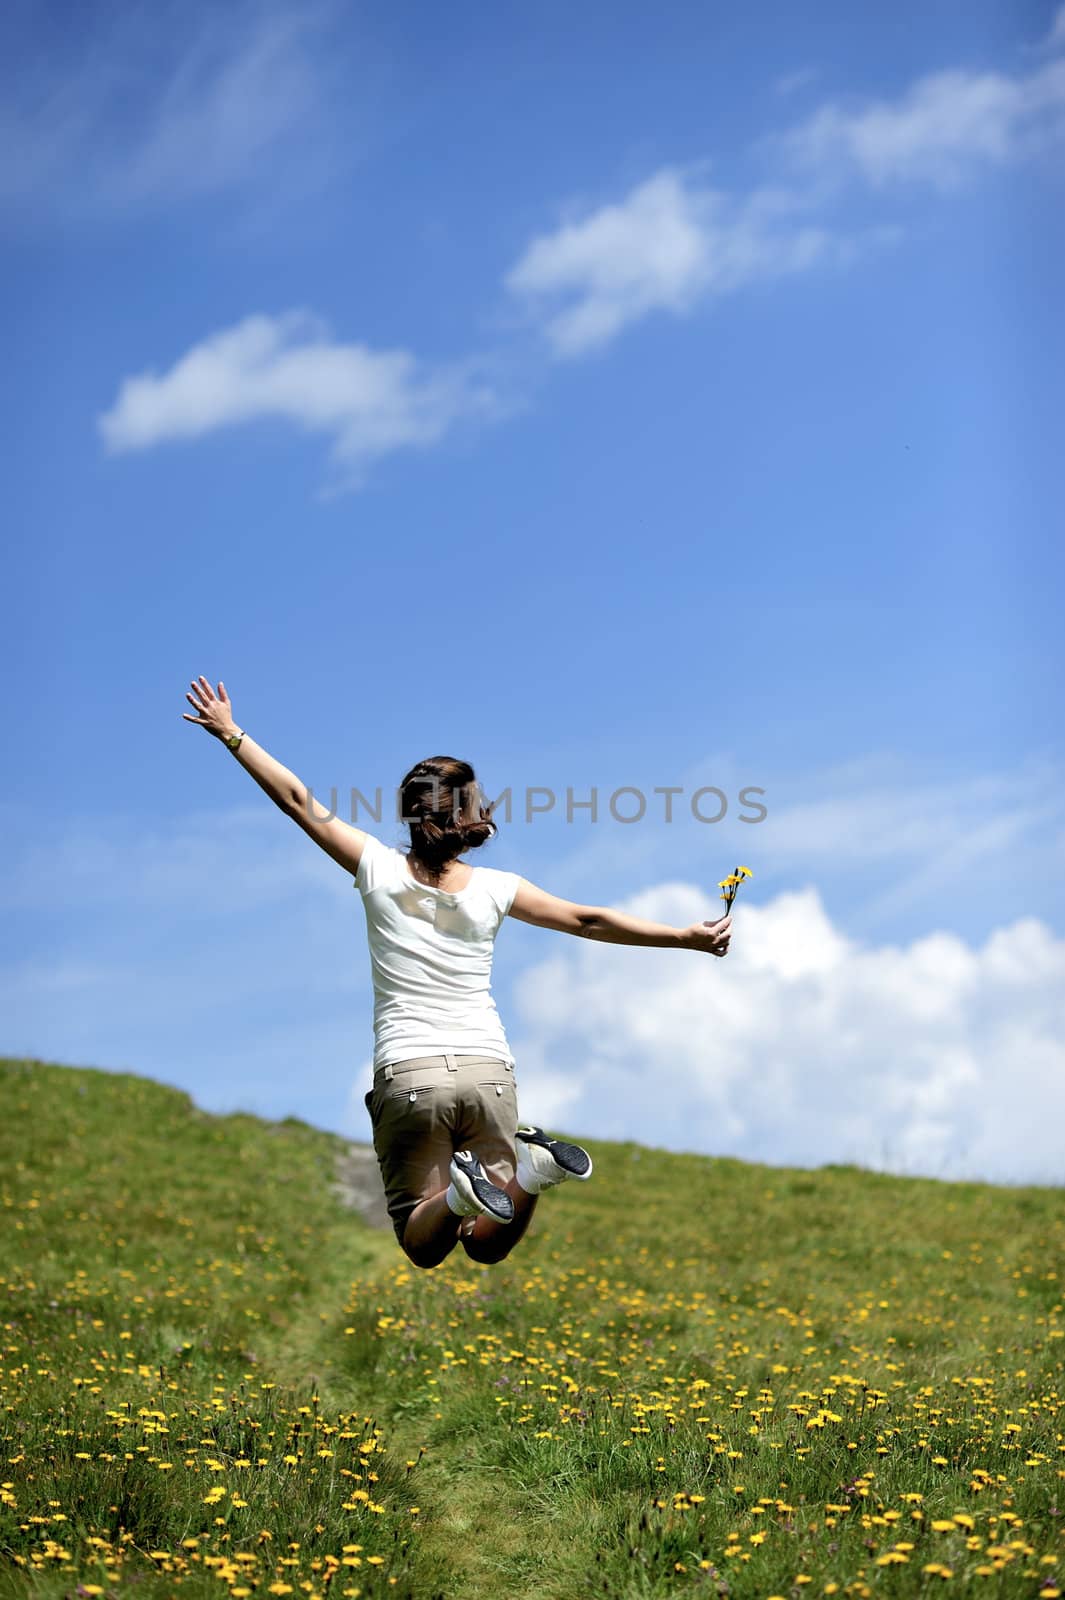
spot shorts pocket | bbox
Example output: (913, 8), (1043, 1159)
(387, 1084), (438, 1106)
(381, 1067), (447, 1108)
(476, 1076), (518, 1099)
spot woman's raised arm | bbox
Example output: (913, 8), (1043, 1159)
(507, 878), (732, 956)
(183, 675), (367, 876)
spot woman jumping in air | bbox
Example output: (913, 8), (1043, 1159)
(183, 676), (733, 1270)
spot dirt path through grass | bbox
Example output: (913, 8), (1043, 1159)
(266, 1140), (549, 1598)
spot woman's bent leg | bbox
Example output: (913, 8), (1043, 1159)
(402, 1190), (463, 1268)
(367, 1060), (463, 1269)
(460, 1176), (537, 1263)
(451, 1058), (534, 1265)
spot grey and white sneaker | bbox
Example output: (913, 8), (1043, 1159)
(515, 1126), (593, 1194)
(447, 1150), (515, 1223)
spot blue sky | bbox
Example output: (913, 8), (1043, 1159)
(3, 0), (1063, 1184)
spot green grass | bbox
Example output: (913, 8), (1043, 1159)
(1, 1057), (1062, 1599)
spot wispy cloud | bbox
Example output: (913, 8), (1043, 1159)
(504, 168), (852, 358)
(0, 0), (345, 218)
(774, 67), (819, 98)
(762, 759), (1062, 862)
(502, 749), (1065, 954)
(0, 799), (369, 1128)
(1036, 3), (1065, 53)
(774, 53), (1065, 190)
(98, 312), (497, 483)
(762, 759), (1065, 931)
(121, 6), (329, 202)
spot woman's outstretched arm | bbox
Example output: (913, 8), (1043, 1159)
(182, 675), (367, 876)
(507, 879), (732, 956)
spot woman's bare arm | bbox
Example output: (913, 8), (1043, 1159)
(507, 878), (732, 956)
(182, 675), (367, 876)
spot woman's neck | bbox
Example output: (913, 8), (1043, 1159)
(406, 851), (472, 889)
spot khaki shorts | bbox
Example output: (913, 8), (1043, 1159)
(362, 1053), (519, 1244)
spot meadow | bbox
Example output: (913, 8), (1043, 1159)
(0, 1057), (1061, 1599)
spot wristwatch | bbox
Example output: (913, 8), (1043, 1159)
(225, 727), (245, 752)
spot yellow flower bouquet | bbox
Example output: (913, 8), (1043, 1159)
(718, 865), (753, 914)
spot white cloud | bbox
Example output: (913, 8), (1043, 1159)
(98, 312), (495, 480)
(504, 168), (845, 357)
(505, 13), (1065, 360)
(507, 884), (1065, 1186)
(777, 55), (1065, 189)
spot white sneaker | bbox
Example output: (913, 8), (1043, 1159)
(447, 1150), (515, 1223)
(515, 1126), (593, 1194)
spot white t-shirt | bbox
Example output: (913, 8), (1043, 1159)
(354, 833), (523, 1069)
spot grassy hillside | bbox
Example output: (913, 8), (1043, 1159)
(0, 1057), (1062, 1599)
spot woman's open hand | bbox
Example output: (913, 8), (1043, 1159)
(683, 914), (732, 957)
(183, 676), (237, 741)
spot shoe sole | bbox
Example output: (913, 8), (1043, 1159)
(451, 1154), (515, 1222)
(516, 1127), (593, 1180)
